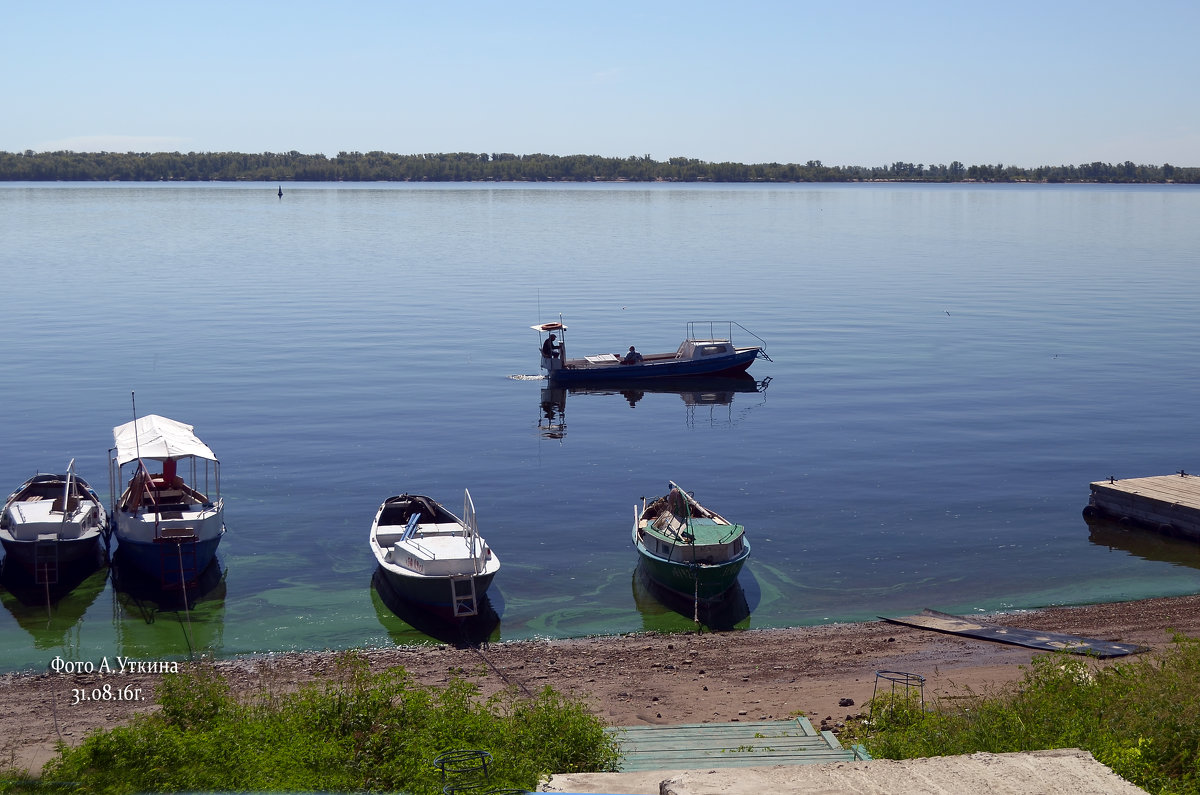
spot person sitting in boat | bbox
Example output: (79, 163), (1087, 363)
(622, 346), (644, 364)
(541, 334), (562, 359)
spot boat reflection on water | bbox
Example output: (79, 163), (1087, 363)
(110, 546), (226, 608)
(539, 374), (770, 439)
(1, 547), (109, 651)
(631, 563), (752, 633)
(1085, 515), (1200, 570)
(371, 568), (500, 648)
(111, 556), (227, 660)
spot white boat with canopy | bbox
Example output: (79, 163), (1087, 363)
(109, 414), (225, 589)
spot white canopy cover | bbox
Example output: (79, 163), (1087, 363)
(112, 415), (218, 465)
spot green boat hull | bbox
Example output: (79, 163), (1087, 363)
(633, 484), (750, 603)
(633, 540), (750, 602)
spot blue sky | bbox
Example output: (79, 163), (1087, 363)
(4, 0), (1197, 167)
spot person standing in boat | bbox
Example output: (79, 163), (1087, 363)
(541, 333), (562, 359)
(622, 346), (643, 364)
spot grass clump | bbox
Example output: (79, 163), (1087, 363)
(39, 652), (620, 794)
(848, 634), (1200, 795)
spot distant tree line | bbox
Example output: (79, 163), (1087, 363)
(1, 149), (1196, 184)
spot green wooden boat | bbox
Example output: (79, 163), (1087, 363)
(632, 482), (750, 602)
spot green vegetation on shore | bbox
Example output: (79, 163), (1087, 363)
(2, 150), (1197, 184)
(854, 634), (1200, 795)
(9, 653), (618, 794)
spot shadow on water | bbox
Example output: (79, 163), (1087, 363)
(110, 547), (227, 610)
(370, 568), (501, 648)
(631, 563), (753, 632)
(1086, 516), (1200, 570)
(537, 373), (771, 438)
(110, 552), (227, 660)
(0, 548), (109, 650)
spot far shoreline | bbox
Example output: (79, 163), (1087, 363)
(3, 149), (1198, 185)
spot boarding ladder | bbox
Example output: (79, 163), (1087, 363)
(449, 488), (483, 617)
(450, 576), (479, 618)
(156, 527), (199, 590)
(34, 538), (59, 586)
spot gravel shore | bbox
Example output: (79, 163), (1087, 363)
(3, 593), (1198, 775)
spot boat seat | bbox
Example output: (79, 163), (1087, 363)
(376, 530), (407, 547)
(653, 513), (688, 536)
(378, 504), (415, 526)
(142, 492), (186, 508)
(157, 526), (197, 540)
(50, 496), (80, 514)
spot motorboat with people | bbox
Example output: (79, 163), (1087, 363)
(369, 490), (499, 619)
(0, 461), (107, 581)
(532, 319), (769, 385)
(109, 414), (225, 590)
(633, 481), (750, 604)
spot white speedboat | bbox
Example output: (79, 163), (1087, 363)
(109, 414), (225, 589)
(369, 490), (499, 619)
(1, 461), (107, 581)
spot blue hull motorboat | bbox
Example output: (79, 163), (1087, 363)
(533, 319), (769, 385)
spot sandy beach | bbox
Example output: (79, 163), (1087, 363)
(3, 593), (1199, 775)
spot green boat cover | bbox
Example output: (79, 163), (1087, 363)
(646, 517), (743, 545)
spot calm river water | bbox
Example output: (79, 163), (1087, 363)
(1, 181), (1198, 672)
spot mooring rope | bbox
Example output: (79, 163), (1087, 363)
(464, 630), (533, 698)
(176, 544), (197, 658)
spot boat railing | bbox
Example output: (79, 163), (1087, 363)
(463, 489), (482, 574)
(183, 455), (219, 504)
(685, 321), (767, 353)
(405, 538), (436, 558)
